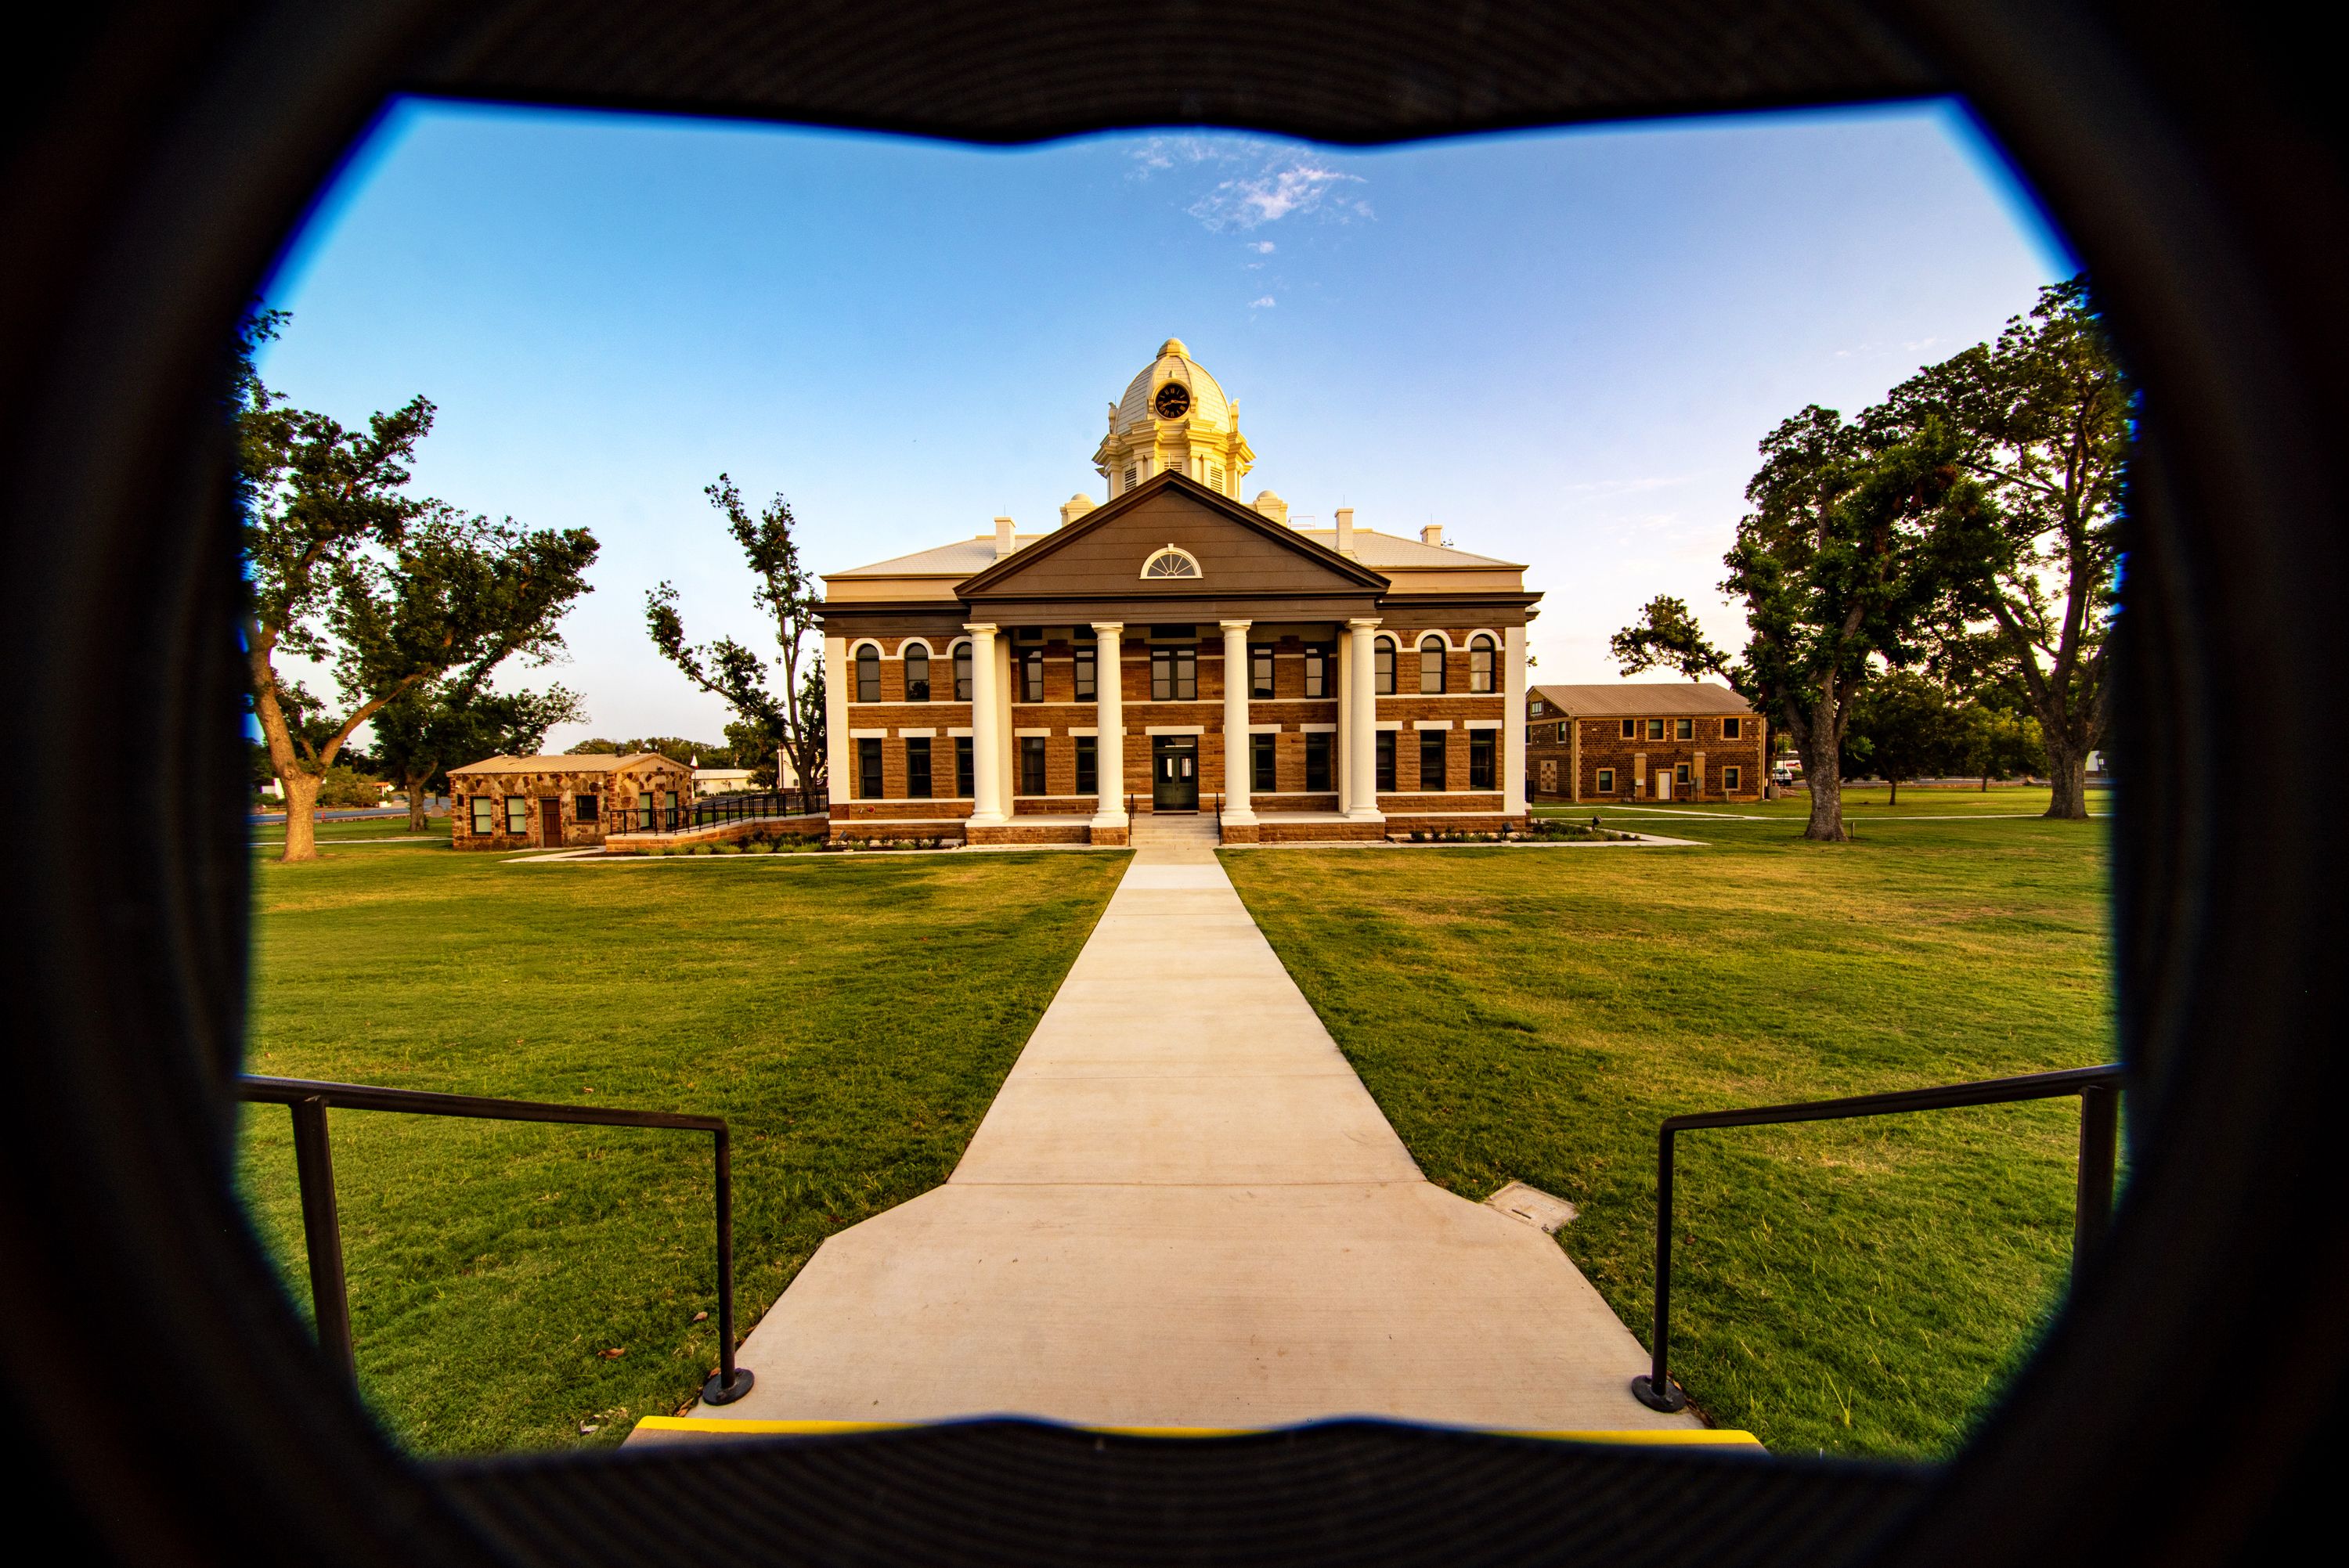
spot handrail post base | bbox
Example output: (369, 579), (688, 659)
(701, 1367), (756, 1406)
(1631, 1373), (1688, 1413)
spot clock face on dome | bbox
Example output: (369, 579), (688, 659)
(1153, 381), (1192, 420)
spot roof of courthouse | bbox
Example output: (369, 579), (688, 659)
(1531, 682), (1755, 718)
(826, 525), (1517, 579)
(446, 752), (687, 776)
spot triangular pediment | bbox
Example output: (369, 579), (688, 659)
(958, 471), (1387, 601)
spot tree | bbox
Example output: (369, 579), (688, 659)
(645, 475), (828, 792)
(1878, 276), (2131, 820)
(374, 681), (586, 831)
(1840, 670), (1961, 805)
(236, 309), (601, 861)
(1952, 701), (2047, 791)
(1618, 407), (1996, 840)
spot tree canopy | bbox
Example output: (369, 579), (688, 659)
(237, 308), (599, 860)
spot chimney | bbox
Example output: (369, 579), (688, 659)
(994, 516), (1016, 557)
(1059, 493), (1097, 527)
(1251, 489), (1289, 526)
(1333, 506), (1355, 554)
(1420, 524), (1445, 547)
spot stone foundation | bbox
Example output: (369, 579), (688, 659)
(1384, 812), (1527, 838)
(966, 819), (1092, 846)
(1255, 817), (1387, 844)
(830, 816), (969, 845)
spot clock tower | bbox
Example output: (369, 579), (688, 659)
(1092, 338), (1256, 499)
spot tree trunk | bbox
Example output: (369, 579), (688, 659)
(2044, 741), (2091, 820)
(1889, 777), (1900, 806)
(1800, 720), (1846, 840)
(280, 770), (323, 863)
(406, 775), (431, 833)
(1982, 773), (1990, 791)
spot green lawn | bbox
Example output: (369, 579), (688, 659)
(1221, 785), (2110, 1460)
(239, 841), (1126, 1455)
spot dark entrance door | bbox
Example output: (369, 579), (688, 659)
(1152, 735), (1199, 812)
(539, 796), (563, 846)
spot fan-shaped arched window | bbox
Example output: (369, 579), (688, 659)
(1141, 546), (1202, 580)
(904, 643), (930, 702)
(1374, 636), (1396, 695)
(855, 643), (880, 702)
(1420, 635), (1447, 694)
(1469, 634), (1496, 694)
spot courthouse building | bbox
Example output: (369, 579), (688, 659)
(817, 339), (1542, 845)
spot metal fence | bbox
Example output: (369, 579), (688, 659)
(604, 789), (829, 837)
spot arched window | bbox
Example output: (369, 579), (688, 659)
(904, 643), (930, 702)
(953, 641), (972, 702)
(1140, 545), (1202, 579)
(1420, 635), (1447, 694)
(854, 643), (880, 702)
(1469, 633), (1496, 694)
(1374, 636), (1396, 695)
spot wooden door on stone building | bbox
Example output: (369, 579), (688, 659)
(1539, 759), (1557, 795)
(538, 795), (562, 846)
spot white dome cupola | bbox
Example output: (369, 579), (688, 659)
(1093, 337), (1255, 499)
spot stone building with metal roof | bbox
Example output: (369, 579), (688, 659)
(1524, 682), (1768, 804)
(817, 339), (1542, 845)
(446, 752), (694, 850)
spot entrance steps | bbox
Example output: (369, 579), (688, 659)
(1127, 813), (1221, 848)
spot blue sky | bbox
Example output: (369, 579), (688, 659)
(258, 98), (2072, 750)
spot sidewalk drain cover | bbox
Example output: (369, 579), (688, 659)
(1485, 1181), (1578, 1233)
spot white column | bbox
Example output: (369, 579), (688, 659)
(1504, 624), (1529, 818)
(1092, 623), (1127, 827)
(1220, 620), (1257, 826)
(965, 623), (1005, 825)
(823, 634), (850, 804)
(1334, 632), (1351, 812)
(1347, 618), (1384, 822)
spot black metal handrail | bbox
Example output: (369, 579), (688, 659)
(1630, 1063), (2123, 1414)
(237, 1075), (753, 1407)
(691, 787), (828, 827)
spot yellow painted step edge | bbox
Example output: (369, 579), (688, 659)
(631, 1415), (1763, 1448)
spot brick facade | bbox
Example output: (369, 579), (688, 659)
(1525, 702), (1767, 804)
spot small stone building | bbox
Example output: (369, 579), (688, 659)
(1525, 683), (1767, 803)
(446, 753), (695, 850)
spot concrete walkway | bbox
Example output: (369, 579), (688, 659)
(664, 828), (1697, 1435)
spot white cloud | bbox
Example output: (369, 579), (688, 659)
(1128, 139), (1372, 232)
(1250, 296), (1276, 308)
(1248, 240), (1276, 254)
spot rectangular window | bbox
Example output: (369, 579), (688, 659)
(1469, 731), (1496, 790)
(1722, 716), (1743, 740)
(954, 736), (974, 797)
(1597, 767), (1616, 793)
(1723, 766), (1742, 793)
(1647, 718), (1666, 741)
(1022, 649), (1045, 702)
(1621, 719), (1636, 738)
(1075, 735), (1098, 795)
(1304, 646), (1328, 698)
(576, 793), (599, 823)
(1675, 763), (1691, 786)
(1530, 697), (1546, 717)
(1150, 645), (1196, 701)
(1676, 717), (1694, 740)
(1251, 732), (1276, 792)
(1074, 647), (1096, 701)
(1020, 735), (1048, 795)
(857, 737), (882, 800)
(637, 791), (653, 821)
(503, 795), (528, 835)
(469, 795), (493, 834)
(904, 646), (930, 702)
(906, 737), (933, 799)
(1420, 640), (1446, 694)
(1250, 645), (1274, 700)
(1420, 730), (1447, 791)
(1469, 638), (1495, 693)
(954, 642), (972, 701)
(856, 650), (880, 703)
(1376, 731), (1397, 791)
(1305, 733), (1331, 792)
(1375, 640), (1395, 695)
